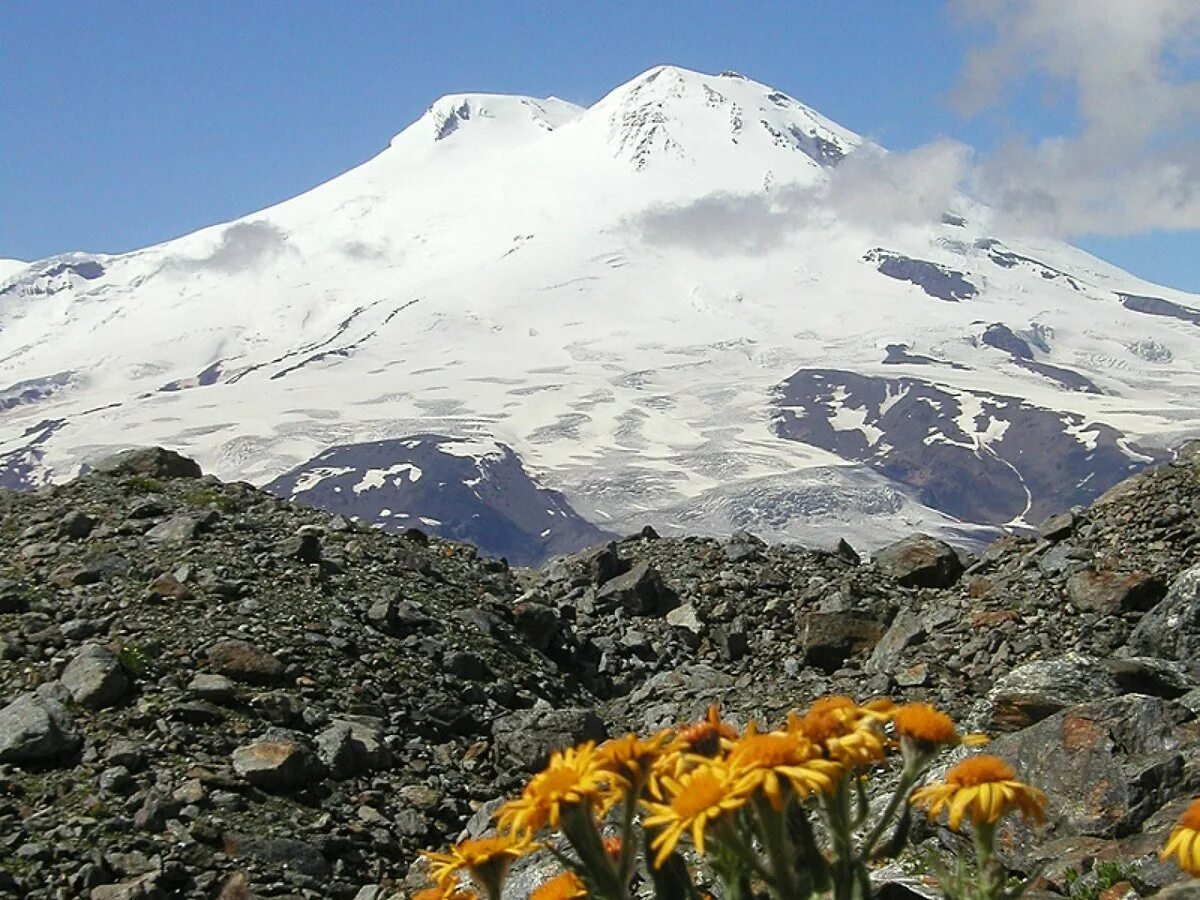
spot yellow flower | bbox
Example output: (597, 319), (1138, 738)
(725, 725), (842, 809)
(413, 889), (478, 900)
(641, 761), (756, 868)
(910, 755), (1047, 831)
(422, 833), (532, 894)
(893, 703), (989, 758)
(497, 742), (620, 836)
(1162, 797), (1200, 877)
(790, 696), (886, 766)
(530, 871), (589, 900)
(675, 705), (740, 756)
(596, 730), (673, 784)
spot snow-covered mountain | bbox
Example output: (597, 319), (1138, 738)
(3, 65), (1199, 560)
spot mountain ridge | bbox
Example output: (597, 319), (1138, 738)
(2, 65), (1199, 562)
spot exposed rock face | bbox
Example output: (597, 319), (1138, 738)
(772, 369), (1159, 527)
(1130, 566), (1200, 662)
(991, 695), (1184, 839)
(983, 654), (1122, 732)
(265, 435), (613, 566)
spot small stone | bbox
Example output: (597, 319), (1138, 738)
(99, 765), (135, 795)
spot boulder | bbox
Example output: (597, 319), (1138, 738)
(984, 653), (1123, 732)
(1130, 566), (1200, 661)
(61, 643), (131, 709)
(57, 510), (96, 540)
(92, 447), (202, 480)
(798, 612), (885, 672)
(231, 739), (322, 792)
(866, 608), (927, 673)
(492, 706), (607, 771)
(991, 694), (1184, 840)
(592, 561), (676, 616)
(0, 687), (82, 765)
(872, 534), (963, 588)
(317, 716), (389, 779)
(512, 600), (559, 650)
(1066, 569), (1165, 615)
(205, 639), (285, 685)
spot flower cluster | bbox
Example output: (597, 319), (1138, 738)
(417, 697), (1054, 900)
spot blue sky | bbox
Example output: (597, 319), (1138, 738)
(2, 1), (1198, 291)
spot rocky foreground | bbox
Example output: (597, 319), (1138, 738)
(5, 447), (1200, 898)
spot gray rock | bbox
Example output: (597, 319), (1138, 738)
(872, 534), (963, 588)
(799, 611), (885, 672)
(1066, 568), (1165, 615)
(90, 873), (165, 900)
(186, 672), (238, 703)
(145, 514), (204, 544)
(1038, 511), (1076, 541)
(492, 706), (607, 771)
(866, 607), (926, 673)
(984, 653), (1122, 732)
(0, 688), (82, 764)
(593, 561), (676, 616)
(58, 509), (96, 539)
(991, 694), (1184, 839)
(61, 643), (130, 709)
(92, 446), (202, 480)
(224, 832), (331, 878)
(231, 738), (322, 792)
(1131, 565), (1200, 661)
(665, 603), (704, 644)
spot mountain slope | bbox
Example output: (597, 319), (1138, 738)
(2, 65), (1199, 554)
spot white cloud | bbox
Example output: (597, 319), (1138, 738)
(952, 0), (1200, 235)
(634, 140), (973, 255)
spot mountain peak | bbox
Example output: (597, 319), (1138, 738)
(392, 92), (583, 146)
(591, 65), (862, 171)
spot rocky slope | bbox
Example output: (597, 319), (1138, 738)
(4, 446), (1200, 898)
